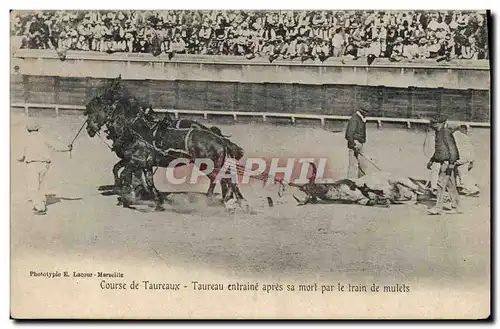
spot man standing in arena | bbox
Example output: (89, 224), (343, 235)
(453, 124), (480, 196)
(17, 119), (72, 215)
(345, 105), (369, 179)
(426, 115), (461, 215)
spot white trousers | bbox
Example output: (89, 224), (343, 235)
(347, 145), (368, 179)
(430, 160), (479, 195)
(26, 161), (50, 212)
(456, 161), (479, 194)
(430, 162), (441, 190)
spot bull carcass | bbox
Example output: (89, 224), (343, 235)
(289, 163), (428, 207)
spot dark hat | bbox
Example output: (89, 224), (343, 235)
(367, 53), (376, 65)
(429, 114), (448, 124)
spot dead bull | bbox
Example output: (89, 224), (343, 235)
(288, 163), (427, 207)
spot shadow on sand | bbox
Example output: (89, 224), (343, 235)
(46, 194), (83, 206)
(97, 184), (226, 213)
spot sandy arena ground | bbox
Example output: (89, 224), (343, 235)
(9, 112), (491, 319)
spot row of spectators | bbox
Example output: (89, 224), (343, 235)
(11, 10), (489, 62)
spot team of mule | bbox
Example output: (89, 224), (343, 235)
(84, 76), (246, 211)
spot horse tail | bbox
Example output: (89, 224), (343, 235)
(308, 162), (318, 183)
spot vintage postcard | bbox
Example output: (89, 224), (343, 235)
(9, 9), (491, 319)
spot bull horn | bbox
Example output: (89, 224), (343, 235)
(410, 178), (429, 191)
(293, 194), (305, 204)
(221, 133), (232, 138)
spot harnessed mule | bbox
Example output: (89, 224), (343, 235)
(85, 95), (247, 211)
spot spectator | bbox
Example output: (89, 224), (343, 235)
(417, 37), (428, 58)
(13, 10), (488, 62)
(402, 36), (418, 59)
(313, 39), (330, 62)
(389, 36), (404, 61)
(366, 35), (381, 57)
(171, 33), (186, 54)
(331, 27), (345, 57)
(198, 21), (212, 54)
(427, 36), (442, 58)
(296, 37), (314, 62)
(269, 35), (286, 62)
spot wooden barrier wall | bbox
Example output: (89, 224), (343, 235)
(10, 74), (490, 122)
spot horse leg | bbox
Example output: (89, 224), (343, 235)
(231, 182), (250, 213)
(116, 166), (129, 206)
(233, 183), (244, 200)
(118, 165), (135, 208)
(221, 178), (240, 214)
(113, 159), (126, 190)
(144, 168), (165, 211)
(133, 169), (149, 199)
(206, 171), (218, 197)
(129, 168), (148, 200)
(220, 178), (234, 202)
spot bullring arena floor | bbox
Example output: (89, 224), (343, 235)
(10, 111), (490, 318)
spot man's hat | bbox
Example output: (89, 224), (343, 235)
(429, 114), (448, 124)
(358, 104), (370, 115)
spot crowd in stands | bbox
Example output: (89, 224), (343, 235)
(11, 10), (489, 62)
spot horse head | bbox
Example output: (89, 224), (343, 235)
(85, 96), (112, 137)
(84, 77), (127, 137)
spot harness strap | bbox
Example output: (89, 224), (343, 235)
(184, 128), (193, 153)
(128, 128), (169, 157)
(96, 132), (113, 150)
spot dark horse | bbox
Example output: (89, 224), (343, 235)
(85, 94), (168, 210)
(84, 79), (247, 211)
(109, 107), (241, 190)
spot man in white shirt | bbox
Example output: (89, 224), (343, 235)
(331, 28), (345, 57)
(453, 125), (480, 196)
(17, 119), (72, 215)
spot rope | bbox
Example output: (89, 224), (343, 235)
(358, 151), (382, 172)
(68, 119), (87, 159)
(69, 119), (87, 146)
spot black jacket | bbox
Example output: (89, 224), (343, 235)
(345, 112), (367, 149)
(431, 127), (459, 164)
